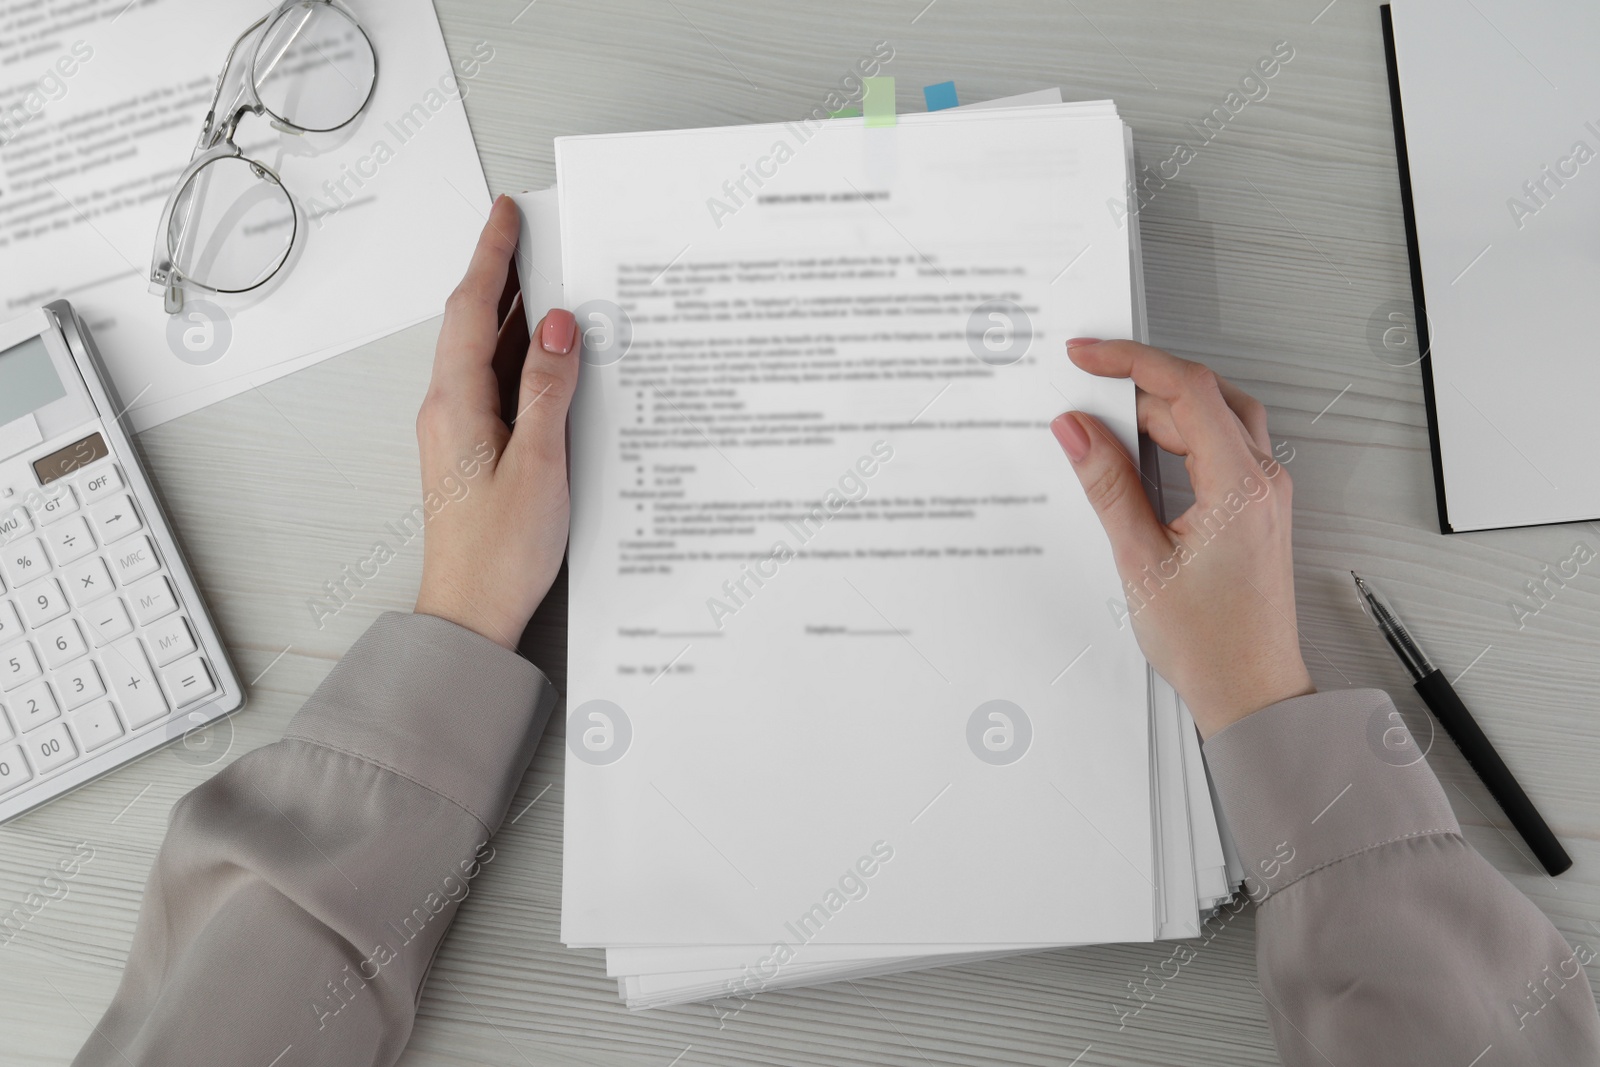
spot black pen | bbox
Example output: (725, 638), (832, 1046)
(1351, 572), (1571, 877)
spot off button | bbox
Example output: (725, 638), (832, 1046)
(80, 466), (123, 505)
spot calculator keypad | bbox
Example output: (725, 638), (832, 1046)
(0, 463), (218, 795)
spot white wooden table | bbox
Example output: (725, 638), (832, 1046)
(6, 1), (1599, 1064)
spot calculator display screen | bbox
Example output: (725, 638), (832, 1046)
(0, 335), (67, 427)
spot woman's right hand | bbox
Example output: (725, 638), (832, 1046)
(1049, 339), (1314, 737)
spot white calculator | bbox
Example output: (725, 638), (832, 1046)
(0, 301), (243, 823)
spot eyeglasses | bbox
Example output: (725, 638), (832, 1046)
(149, 0), (377, 314)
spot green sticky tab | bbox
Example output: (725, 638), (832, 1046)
(863, 77), (896, 127)
(829, 106), (862, 118)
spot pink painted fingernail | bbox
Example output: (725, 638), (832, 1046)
(1067, 337), (1103, 349)
(541, 309), (577, 354)
(1051, 413), (1091, 463)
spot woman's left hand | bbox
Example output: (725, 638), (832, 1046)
(413, 195), (580, 649)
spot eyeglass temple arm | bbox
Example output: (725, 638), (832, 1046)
(254, 5), (316, 87)
(196, 12), (272, 151)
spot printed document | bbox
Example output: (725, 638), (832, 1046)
(556, 106), (1158, 947)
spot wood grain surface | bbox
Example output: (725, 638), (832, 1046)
(4, 1), (1597, 1064)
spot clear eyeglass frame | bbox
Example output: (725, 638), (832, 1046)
(148, 0), (378, 314)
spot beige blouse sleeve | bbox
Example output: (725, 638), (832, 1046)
(1204, 688), (1600, 1066)
(72, 611), (557, 1067)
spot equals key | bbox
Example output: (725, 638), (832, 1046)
(161, 654), (217, 708)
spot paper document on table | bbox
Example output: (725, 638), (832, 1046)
(555, 104), (1155, 949)
(0, 0), (490, 429)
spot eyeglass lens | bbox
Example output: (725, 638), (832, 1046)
(168, 157), (296, 293)
(253, 2), (376, 133)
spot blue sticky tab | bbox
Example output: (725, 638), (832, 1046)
(923, 81), (959, 111)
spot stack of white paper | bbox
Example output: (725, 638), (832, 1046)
(514, 91), (1239, 1010)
